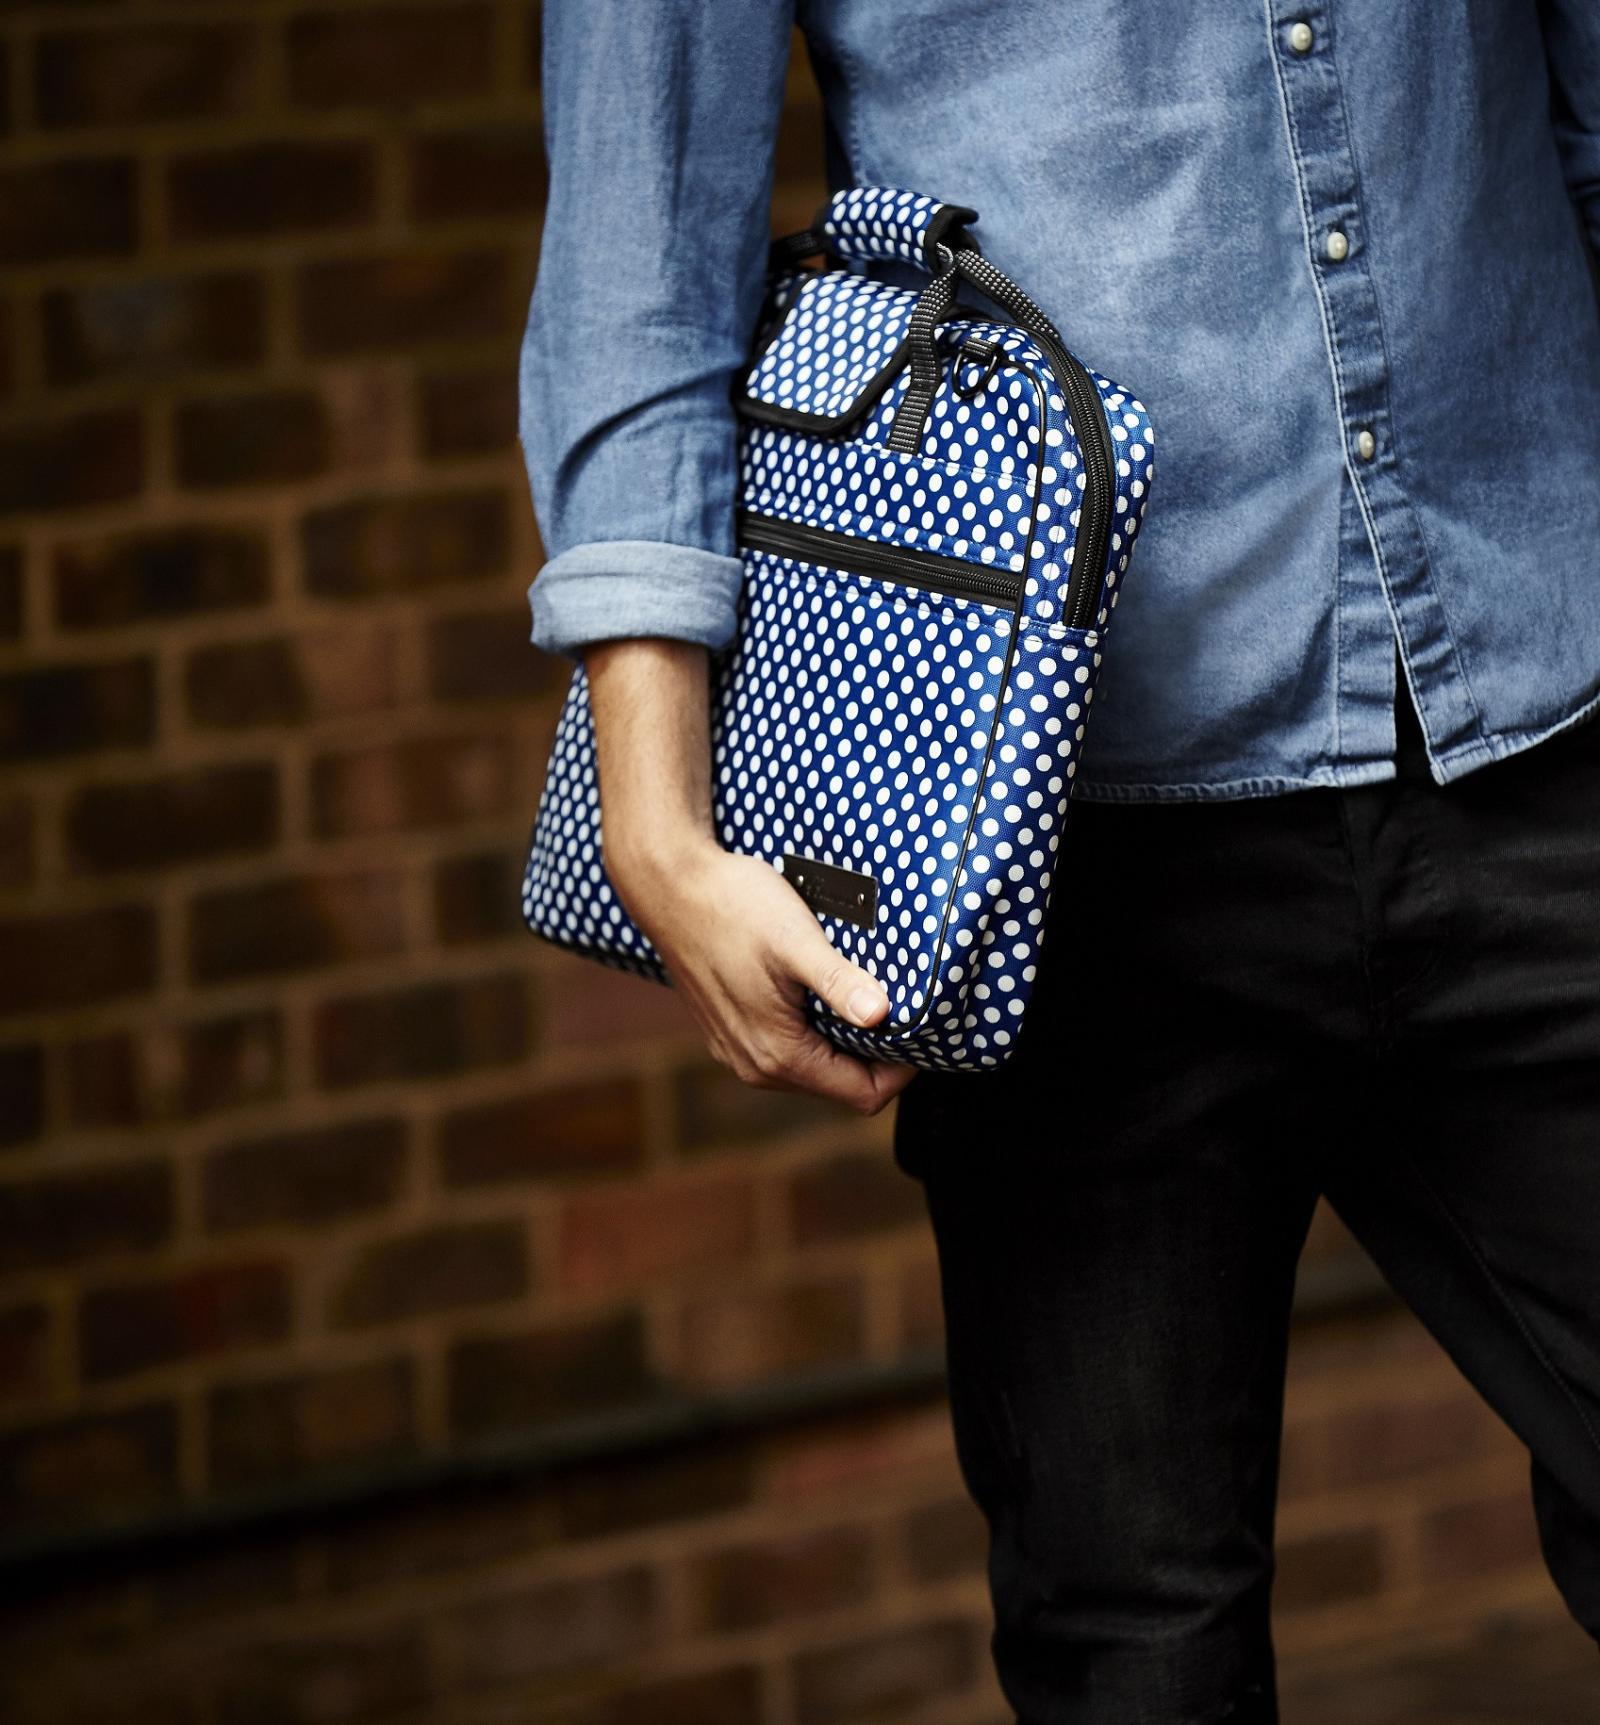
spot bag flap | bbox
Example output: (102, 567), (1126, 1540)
(737, 269), (919, 434)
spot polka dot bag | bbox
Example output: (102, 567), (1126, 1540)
(524, 188), (1155, 1071)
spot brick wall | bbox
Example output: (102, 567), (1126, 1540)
(0, 4), (1571, 1719)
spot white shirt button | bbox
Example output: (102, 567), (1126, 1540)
(1289, 22), (1314, 53)
(1355, 429), (1377, 461)
(1325, 229), (1350, 262)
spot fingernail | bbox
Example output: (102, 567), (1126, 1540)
(847, 984), (884, 1025)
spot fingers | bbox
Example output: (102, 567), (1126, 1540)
(754, 1027), (909, 1114)
(776, 915), (890, 1029)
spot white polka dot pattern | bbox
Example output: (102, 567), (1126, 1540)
(524, 197), (1155, 1070)
(822, 187), (965, 267)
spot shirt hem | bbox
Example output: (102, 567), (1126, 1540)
(1072, 759), (1399, 804)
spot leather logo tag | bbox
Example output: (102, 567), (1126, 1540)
(780, 854), (877, 929)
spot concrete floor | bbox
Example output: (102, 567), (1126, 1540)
(1282, 1614), (1597, 1724)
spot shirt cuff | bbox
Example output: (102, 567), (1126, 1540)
(527, 540), (744, 659)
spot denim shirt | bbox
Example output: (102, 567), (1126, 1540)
(522, 1), (1600, 800)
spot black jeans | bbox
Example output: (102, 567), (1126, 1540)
(892, 688), (1600, 1724)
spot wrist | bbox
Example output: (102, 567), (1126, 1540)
(603, 817), (720, 900)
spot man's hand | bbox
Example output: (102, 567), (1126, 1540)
(587, 636), (915, 1116)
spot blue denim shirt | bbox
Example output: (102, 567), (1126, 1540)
(522, 1), (1600, 800)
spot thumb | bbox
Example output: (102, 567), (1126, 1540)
(781, 918), (891, 1029)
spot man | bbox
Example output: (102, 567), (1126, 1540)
(522, 4), (1600, 1719)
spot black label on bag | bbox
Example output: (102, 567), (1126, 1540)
(781, 854), (877, 929)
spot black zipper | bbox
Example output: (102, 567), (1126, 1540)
(736, 512), (1024, 610)
(1033, 334), (1114, 630)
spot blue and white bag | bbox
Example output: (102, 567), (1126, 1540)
(523, 188), (1155, 1071)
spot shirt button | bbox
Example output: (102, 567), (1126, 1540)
(1288, 21), (1314, 53)
(1355, 429), (1377, 461)
(1325, 229), (1350, 262)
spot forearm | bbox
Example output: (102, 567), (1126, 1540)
(587, 638), (717, 892)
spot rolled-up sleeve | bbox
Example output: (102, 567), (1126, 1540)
(1543, 0), (1600, 256)
(523, 0), (796, 659)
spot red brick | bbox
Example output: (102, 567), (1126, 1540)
(54, 525), (269, 631)
(320, 1489), (548, 1593)
(0, 1043), (44, 1146)
(167, 140), (376, 242)
(67, 1010), (284, 1127)
(0, 157), (136, 264)
(185, 625), (401, 730)
(36, 23), (256, 129)
(62, 1030), (141, 1128)
(440, 1567), (655, 1689)
(0, 1158), (171, 1274)
(0, 1302), (52, 1407)
(174, 389), (329, 489)
(188, 868), (408, 984)
(174, 1010), (285, 1119)
(66, 762), (278, 874)
(1320, 1390), (1489, 1489)
(546, 1668), (763, 1725)
(79, 1260), (290, 1382)
(208, 1357), (415, 1491)
(215, 1625), (428, 1725)
(433, 849), (523, 944)
(1273, 1526), (1385, 1613)
(0, 655), (153, 761)
(418, 367), (518, 458)
(0, 794), (29, 888)
(310, 731), (513, 838)
(296, 248), (513, 356)
(288, 3), (494, 110)
(204, 1117), (406, 1233)
(409, 125), (547, 222)
(688, 1527), (873, 1631)
(556, 1446), (752, 1541)
(679, 1276), (866, 1391)
(903, 1496), (987, 1583)
(794, 1618), (981, 1724)
(1416, 1491), (1542, 1582)
(0, 1403), (178, 1531)
(44, 271), (264, 387)
(897, 1251), (946, 1352)
(556, 1174), (757, 1294)
(313, 970), (529, 1089)
(1, 904), (157, 1016)
(0, 546), (20, 641)
(301, 489), (509, 597)
(430, 608), (561, 702)
(329, 1220), (527, 1328)
(789, 1150), (925, 1245)
(0, 408), (142, 516)
(675, 1056), (835, 1153)
(543, 956), (695, 1049)
(448, 1310), (658, 1440)
(437, 1078), (646, 1186)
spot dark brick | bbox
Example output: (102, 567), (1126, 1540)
(0, 655), (153, 761)
(558, 1446), (752, 1542)
(789, 1150), (924, 1245)
(204, 1117), (406, 1233)
(433, 849), (522, 944)
(409, 125), (547, 222)
(44, 272), (264, 387)
(904, 1496), (987, 1583)
(0, 157), (136, 265)
(167, 140), (376, 242)
(0, 1302), (51, 1406)
(302, 490), (508, 597)
(67, 1010), (283, 1127)
(310, 732), (514, 837)
(296, 248), (512, 356)
(675, 1057), (833, 1153)
(66, 762), (278, 874)
(430, 608), (559, 702)
(0, 1403), (178, 1532)
(189, 869), (407, 985)
(63, 1031), (142, 1128)
(208, 1357), (415, 1492)
(175, 390), (328, 489)
(313, 971), (529, 1089)
(0, 1044), (44, 1146)
(0, 545), (21, 638)
(0, 408), (142, 516)
(438, 1078), (645, 1185)
(216, 1625), (428, 1725)
(442, 1568), (654, 1688)
(0, 1159), (171, 1275)
(550, 1669), (763, 1725)
(0, 794), (30, 888)
(329, 1220), (527, 1328)
(36, 23), (256, 129)
(449, 1310), (658, 1440)
(1273, 1526), (1385, 1612)
(79, 1261), (290, 1382)
(185, 626), (400, 730)
(794, 1619), (981, 1725)
(54, 526), (269, 631)
(689, 1527), (872, 1631)
(679, 1276), (866, 1391)
(178, 1010), (284, 1119)
(418, 367), (517, 458)
(1, 904), (157, 1016)
(288, 3), (494, 109)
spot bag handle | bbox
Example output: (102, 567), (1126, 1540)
(771, 187), (1066, 452)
